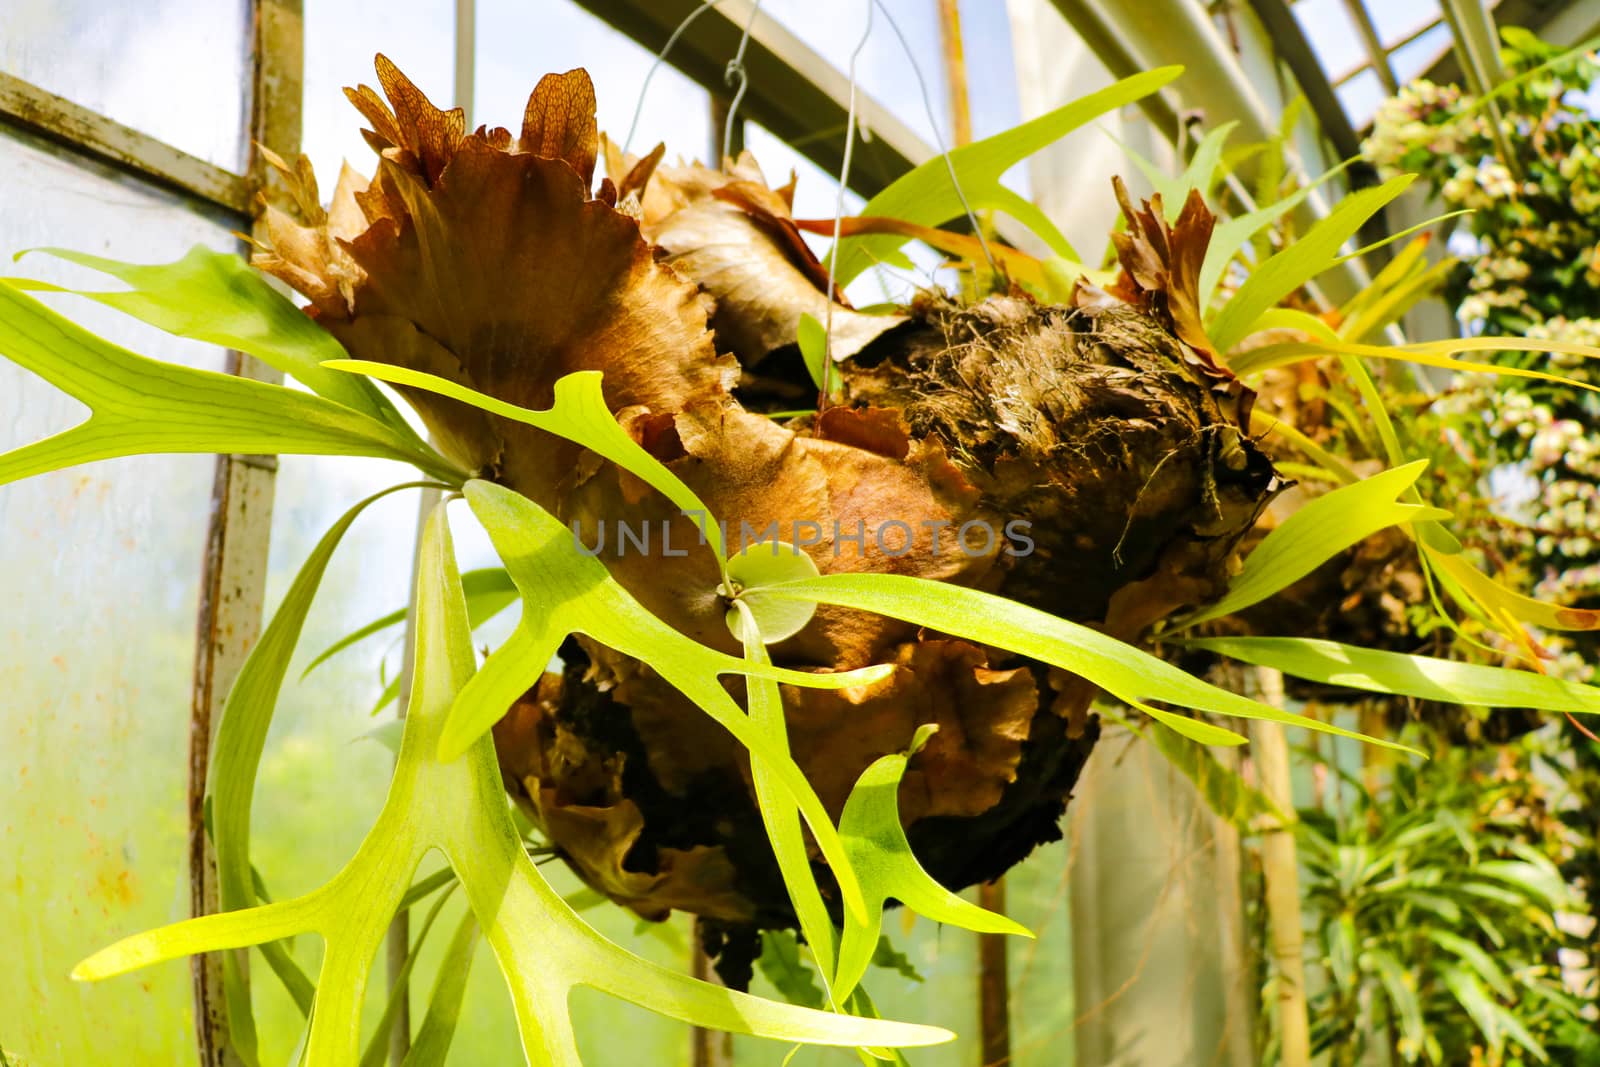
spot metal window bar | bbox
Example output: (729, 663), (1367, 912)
(0, 70), (254, 215)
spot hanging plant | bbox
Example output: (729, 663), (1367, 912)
(3, 55), (1598, 1065)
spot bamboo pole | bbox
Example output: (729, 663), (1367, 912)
(1253, 667), (1312, 1067)
(977, 880), (1011, 1066)
(937, 0), (972, 147)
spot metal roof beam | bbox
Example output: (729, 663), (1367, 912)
(1243, 0), (1365, 161)
(1050, 0), (1375, 300)
(568, 0), (933, 198)
(1340, 0), (1400, 92)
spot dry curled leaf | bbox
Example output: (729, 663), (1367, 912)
(637, 155), (907, 366)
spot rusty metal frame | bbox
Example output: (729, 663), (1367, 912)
(0, 71), (256, 215)
(186, 1), (302, 1065)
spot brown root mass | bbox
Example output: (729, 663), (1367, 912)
(257, 60), (1280, 939)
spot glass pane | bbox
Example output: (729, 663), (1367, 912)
(761, 0), (949, 149)
(1293, 0), (1366, 80)
(1391, 21), (1453, 84)
(478, 0), (711, 165)
(0, 129), (239, 1066)
(1364, 0), (1441, 50)
(960, 0), (1027, 148)
(302, 0), (456, 193)
(2, 0), (250, 170)
(1338, 66), (1388, 124)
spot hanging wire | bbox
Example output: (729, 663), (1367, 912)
(622, 0), (723, 156)
(820, 1), (876, 405)
(870, 0), (998, 277)
(623, 0), (764, 160)
(721, 0), (767, 158)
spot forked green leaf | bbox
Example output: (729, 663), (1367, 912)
(326, 361), (727, 563)
(833, 724), (1031, 1003)
(1232, 336), (1600, 395)
(208, 481), (437, 1052)
(9, 245), (416, 437)
(752, 572), (1423, 755)
(1178, 461), (1450, 627)
(1209, 175), (1415, 353)
(0, 282), (461, 485)
(830, 67), (1184, 285)
(735, 601), (842, 1001)
(1180, 636), (1600, 716)
(74, 503), (952, 1064)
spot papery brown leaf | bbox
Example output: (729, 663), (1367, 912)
(1110, 177), (1219, 363)
(342, 139), (733, 484)
(520, 69), (600, 186)
(784, 639), (1039, 822)
(372, 54), (466, 184)
(814, 404), (911, 460)
(641, 157), (907, 366)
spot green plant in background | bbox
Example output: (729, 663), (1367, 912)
(1365, 22), (1600, 967)
(3, 52), (1600, 1067)
(1365, 27), (1600, 676)
(1294, 747), (1599, 1067)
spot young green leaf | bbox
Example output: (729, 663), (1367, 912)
(359, 885), (460, 1067)
(1208, 175), (1415, 353)
(726, 541), (822, 644)
(1182, 636), (1600, 715)
(1197, 159), (1354, 311)
(870, 936), (924, 984)
(797, 312), (829, 393)
(752, 572), (1423, 755)
(1177, 461), (1450, 627)
(1121, 121), (1238, 222)
(9, 244), (416, 437)
(833, 725), (1031, 1002)
(75, 503), (953, 1064)
(758, 931), (829, 1010)
(830, 67), (1184, 285)
(0, 282), (461, 485)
